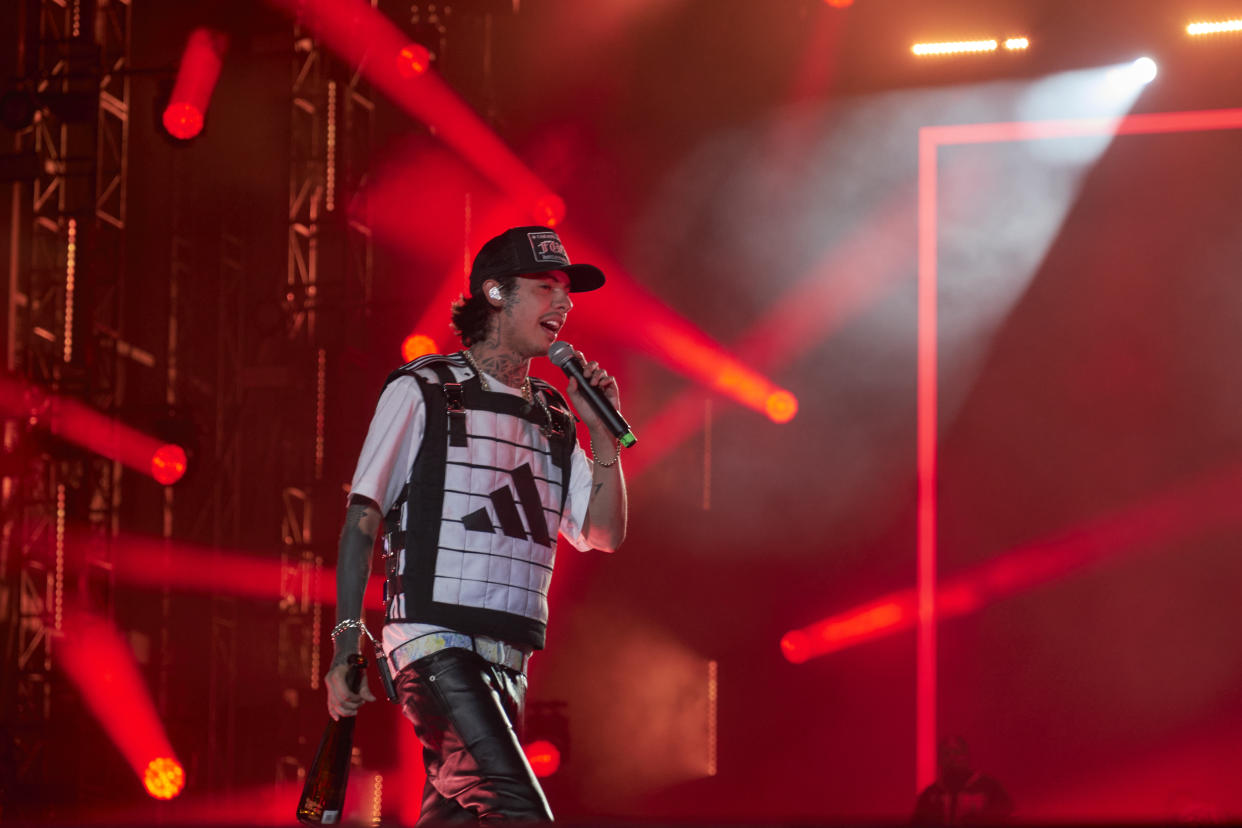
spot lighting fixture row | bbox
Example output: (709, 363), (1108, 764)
(1186, 18), (1242, 35)
(911, 18), (1242, 58)
(911, 38), (1027, 56)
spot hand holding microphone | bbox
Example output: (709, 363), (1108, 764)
(548, 342), (637, 448)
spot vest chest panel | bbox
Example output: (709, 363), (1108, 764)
(383, 355), (575, 650)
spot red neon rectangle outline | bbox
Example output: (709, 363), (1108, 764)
(915, 106), (1242, 791)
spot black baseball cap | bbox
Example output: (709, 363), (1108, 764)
(468, 226), (606, 296)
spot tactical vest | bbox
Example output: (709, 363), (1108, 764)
(380, 353), (577, 650)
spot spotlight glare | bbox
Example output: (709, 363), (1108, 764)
(401, 333), (438, 362)
(144, 757), (186, 800)
(764, 390), (798, 423)
(162, 102), (204, 141)
(397, 43), (431, 77)
(523, 740), (561, 778)
(824, 0), (853, 7)
(1104, 57), (1159, 92)
(534, 193), (566, 228)
(1004, 37), (1030, 50)
(780, 630), (812, 664)
(150, 444), (188, 486)
(1187, 19), (1242, 36)
(912, 39), (998, 57)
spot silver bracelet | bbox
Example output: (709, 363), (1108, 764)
(329, 617), (398, 703)
(330, 618), (370, 643)
(330, 618), (386, 657)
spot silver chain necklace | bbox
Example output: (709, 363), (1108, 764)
(460, 349), (554, 434)
(460, 348), (530, 401)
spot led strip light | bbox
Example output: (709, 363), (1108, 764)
(912, 37), (1030, 57)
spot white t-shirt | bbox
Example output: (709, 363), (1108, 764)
(349, 370), (595, 664)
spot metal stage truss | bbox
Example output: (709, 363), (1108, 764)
(1, 0), (132, 808)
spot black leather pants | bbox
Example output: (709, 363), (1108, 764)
(396, 648), (553, 825)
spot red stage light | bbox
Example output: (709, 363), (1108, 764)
(265, 0), (561, 228)
(524, 740), (561, 778)
(764, 390), (798, 423)
(162, 27), (228, 141)
(534, 194), (566, 227)
(150, 444), (188, 486)
(401, 333), (438, 362)
(143, 757), (186, 800)
(781, 599), (908, 663)
(825, 0), (853, 7)
(779, 629), (813, 663)
(397, 43), (431, 77)
(0, 374), (188, 485)
(58, 611), (183, 798)
(161, 102), (204, 141)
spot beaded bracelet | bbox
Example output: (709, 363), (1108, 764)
(591, 438), (621, 468)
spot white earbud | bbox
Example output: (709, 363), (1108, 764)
(488, 287), (502, 301)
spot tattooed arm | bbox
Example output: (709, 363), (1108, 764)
(566, 351), (628, 552)
(583, 441), (627, 552)
(324, 494), (381, 719)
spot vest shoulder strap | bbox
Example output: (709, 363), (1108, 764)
(529, 378), (577, 513)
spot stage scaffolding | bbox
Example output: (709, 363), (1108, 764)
(278, 0), (378, 789)
(1, 0), (131, 809)
(0, 0), (500, 814)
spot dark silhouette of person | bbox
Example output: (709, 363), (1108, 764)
(913, 736), (1014, 825)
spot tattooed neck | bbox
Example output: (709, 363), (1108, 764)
(469, 344), (530, 389)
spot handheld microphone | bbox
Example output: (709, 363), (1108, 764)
(548, 342), (637, 448)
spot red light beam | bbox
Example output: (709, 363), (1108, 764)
(96, 530), (385, 611)
(556, 231), (796, 419)
(0, 373), (188, 484)
(57, 610), (184, 798)
(265, 0), (562, 224)
(916, 105), (1242, 789)
(59, 528), (385, 610)
(375, 207), (796, 422)
(625, 183), (915, 479)
(782, 460), (1242, 662)
(162, 27), (228, 140)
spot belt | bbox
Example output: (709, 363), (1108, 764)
(388, 631), (531, 675)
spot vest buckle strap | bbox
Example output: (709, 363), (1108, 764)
(381, 534), (402, 612)
(443, 381), (465, 412)
(443, 382), (468, 447)
(543, 400), (571, 439)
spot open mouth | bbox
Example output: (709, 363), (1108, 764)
(540, 319), (562, 336)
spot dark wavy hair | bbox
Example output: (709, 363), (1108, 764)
(449, 275), (518, 346)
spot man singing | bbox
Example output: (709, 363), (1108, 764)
(325, 226), (628, 823)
